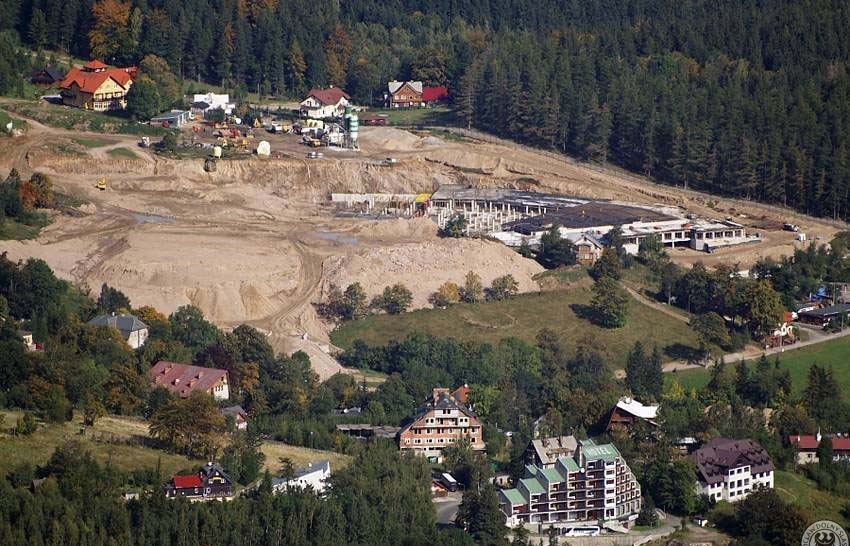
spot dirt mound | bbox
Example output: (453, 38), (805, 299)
(87, 229), (302, 321)
(357, 127), (424, 152)
(351, 217), (440, 241)
(322, 238), (544, 309)
(424, 148), (536, 177)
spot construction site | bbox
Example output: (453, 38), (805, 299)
(332, 184), (759, 254)
(1, 102), (845, 380)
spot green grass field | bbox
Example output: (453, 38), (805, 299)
(0, 110), (27, 133)
(0, 411), (201, 477)
(0, 211), (50, 240)
(331, 284), (698, 370)
(3, 103), (167, 136)
(775, 470), (850, 526)
(667, 334), (850, 394)
(0, 411), (349, 480)
(107, 147), (139, 159)
(365, 105), (455, 126)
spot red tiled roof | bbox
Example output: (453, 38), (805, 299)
(789, 435), (850, 451)
(60, 65), (133, 94)
(84, 59), (108, 70)
(172, 474), (203, 488)
(149, 361), (228, 398)
(422, 86), (448, 102)
(452, 384), (470, 404)
(306, 87), (350, 106)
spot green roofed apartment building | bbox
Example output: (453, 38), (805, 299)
(499, 438), (642, 529)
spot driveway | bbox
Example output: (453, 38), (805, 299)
(433, 491), (463, 526)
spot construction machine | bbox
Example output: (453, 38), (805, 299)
(96, 177), (107, 191)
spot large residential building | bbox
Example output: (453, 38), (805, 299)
(300, 87), (350, 118)
(789, 432), (850, 465)
(165, 462), (233, 501)
(59, 60), (135, 111)
(605, 396), (660, 432)
(398, 387), (485, 463)
(88, 313), (149, 349)
(500, 438), (642, 529)
(692, 437), (774, 503)
(149, 361), (230, 400)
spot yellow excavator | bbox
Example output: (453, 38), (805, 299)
(96, 177), (107, 191)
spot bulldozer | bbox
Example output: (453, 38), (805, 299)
(95, 177), (107, 191)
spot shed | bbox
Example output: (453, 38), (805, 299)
(150, 110), (191, 127)
(798, 303), (850, 327)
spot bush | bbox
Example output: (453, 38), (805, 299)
(15, 412), (37, 436)
(441, 214), (467, 238)
(431, 281), (461, 308)
(486, 274), (519, 301)
(375, 283), (413, 315)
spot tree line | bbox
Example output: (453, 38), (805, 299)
(3, 1), (850, 218)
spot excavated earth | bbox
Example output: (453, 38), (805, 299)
(1, 113), (845, 378)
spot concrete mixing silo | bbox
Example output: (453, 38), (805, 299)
(344, 106), (359, 149)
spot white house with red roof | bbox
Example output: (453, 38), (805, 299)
(789, 431), (850, 464)
(149, 361), (230, 400)
(300, 87), (350, 118)
(59, 60), (135, 111)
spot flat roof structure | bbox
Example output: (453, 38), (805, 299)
(429, 184), (587, 209)
(504, 202), (677, 234)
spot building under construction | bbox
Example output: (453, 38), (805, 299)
(331, 184), (760, 253)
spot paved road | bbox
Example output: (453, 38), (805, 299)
(433, 492), (462, 525)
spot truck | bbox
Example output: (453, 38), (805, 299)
(783, 223), (800, 232)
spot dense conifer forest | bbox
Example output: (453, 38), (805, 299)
(3, 1), (850, 217)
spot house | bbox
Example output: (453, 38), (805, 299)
(387, 80), (424, 108)
(17, 330), (40, 351)
(797, 303), (850, 327)
(59, 60), (134, 111)
(149, 361), (230, 400)
(220, 405), (248, 431)
(300, 87), (350, 119)
(398, 387), (485, 463)
(192, 92), (235, 115)
(165, 462), (233, 501)
(789, 431), (850, 464)
(692, 437), (774, 503)
(150, 109), (191, 127)
(569, 232), (605, 266)
(87, 313), (149, 349)
(30, 67), (65, 86)
(501, 438), (642, 528)
(422, 86), (449, 105)
(527, 436), (579, 468)
(605, 396), (660, 432)
(271, 460), (331, 494)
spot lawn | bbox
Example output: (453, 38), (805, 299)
(259, 441), (352, 475)
(3, 103), (168, 136)
(667, 333), (850, 394)
(73, 137), (113, 148)
(107, 147), (139, 159)
(365, 105), (455, 127)
(0, 110), (27, 133)
(331, 285), (698, 370)
(774, 470), (850, 526)
(0, 411), (201, 478)
(0, 410), (349, 481)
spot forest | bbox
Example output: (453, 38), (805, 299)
(2, 1), (850, 218)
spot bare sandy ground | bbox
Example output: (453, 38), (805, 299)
(1, 111), (845, 379)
